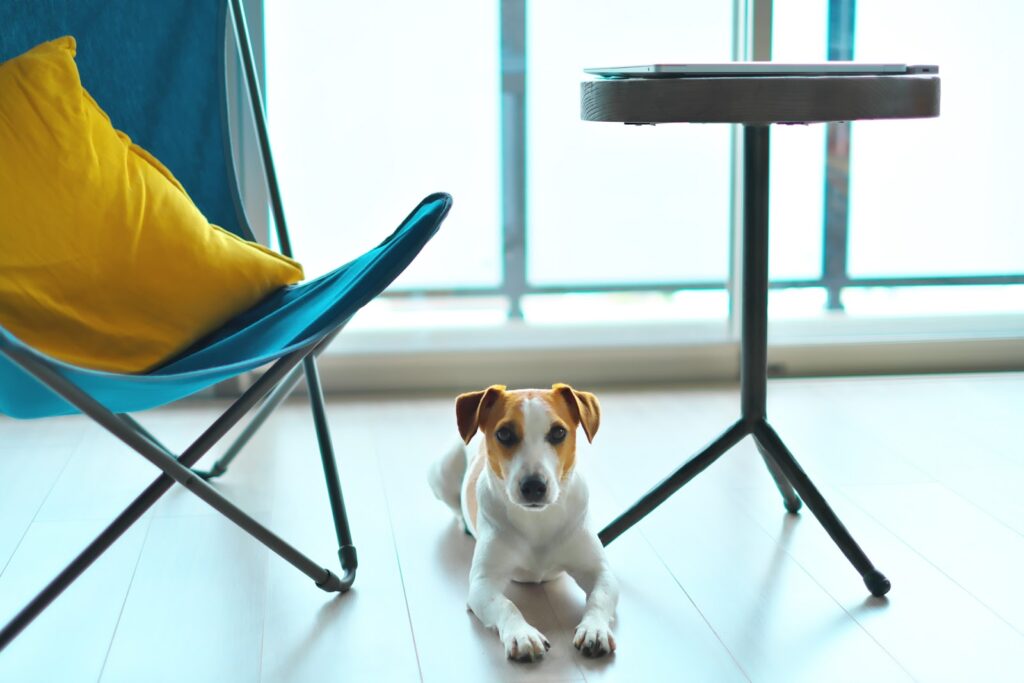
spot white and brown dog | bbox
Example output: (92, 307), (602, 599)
(428, 383), (618, 662)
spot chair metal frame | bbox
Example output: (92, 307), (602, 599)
(0, 0), (357, 652)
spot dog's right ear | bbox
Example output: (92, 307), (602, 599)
(455, 385), (506, 444)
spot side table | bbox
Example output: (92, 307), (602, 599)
(582, 72), (941, 596)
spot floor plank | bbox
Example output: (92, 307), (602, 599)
(0, 445), (76, 574)
(0, 519), (149, 683)
(733, 481), (1024, 683)
(33, 426), (159, 524)
(842, 482), (1024, 636)
(99, 514), (269, 683)
(0, 415), (88, 451)
(257, 405), (422, 683)
(930, 463), (1024, 537)
(764, 380), (936, 486)
(807, 375), (1020, 476)
(0, 416), (87, 573)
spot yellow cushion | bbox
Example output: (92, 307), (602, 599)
(0, 37), (303, 373)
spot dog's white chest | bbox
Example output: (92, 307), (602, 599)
(509, 545), (568, 584)
(477, 474), (589, 584)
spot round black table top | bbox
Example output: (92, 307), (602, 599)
(581, 75), (940, 125)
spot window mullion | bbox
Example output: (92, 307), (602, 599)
(729, 0), (773, 342)
(823, 0), (856, 310)
(501, 0), (527, 320)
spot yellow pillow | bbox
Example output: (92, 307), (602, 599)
(0, 37), (303, 373)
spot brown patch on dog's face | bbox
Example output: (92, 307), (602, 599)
(482, 396), (524, 480)
(455, 385), (518, 480)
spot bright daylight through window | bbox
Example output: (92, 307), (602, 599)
(265, 0), (1024, 344)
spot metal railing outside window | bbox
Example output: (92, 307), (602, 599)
(370, 0), (1024, 320)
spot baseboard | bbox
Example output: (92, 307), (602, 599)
(309, 334), (1024, 395)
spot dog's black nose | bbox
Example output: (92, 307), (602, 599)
(520, 475), (547, 503)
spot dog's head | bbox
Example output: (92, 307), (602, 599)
(455, 383), (600, 511)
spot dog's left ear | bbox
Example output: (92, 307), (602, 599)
(552, 383), (601, 443)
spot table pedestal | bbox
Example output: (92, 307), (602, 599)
(598, 125), (890, 597)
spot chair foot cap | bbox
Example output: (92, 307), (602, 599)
(317, 568), (355, 593)
(193, 463), (227, 480)
(864, 569), (891, 596)
(339, 545), (358, 572)
(784, 498), (802, 514)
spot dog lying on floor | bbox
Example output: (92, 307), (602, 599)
(429, 383), (618, 662)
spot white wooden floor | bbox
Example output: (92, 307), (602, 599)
(1, 373), (1023, 682)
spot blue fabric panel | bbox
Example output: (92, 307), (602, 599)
(0, 194), (452, 419)
(0, 0), (251, 240)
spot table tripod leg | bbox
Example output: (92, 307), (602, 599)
(752, 420), (890, 596)
(598, 420), (747, 546)
(755, 440), (802, 513)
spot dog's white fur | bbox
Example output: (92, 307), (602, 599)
(428, 385), (618, 662)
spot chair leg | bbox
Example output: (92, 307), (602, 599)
(193, 364), (305, 480)
(754, 440), (802, 513)
(12, 345), (349, 595)
(303, 356), (358, 579)
(193, 329), (345, 480)
(142, 440), (352, 595)
(0, 345), (317, 652)
(752, 420), (890, 596)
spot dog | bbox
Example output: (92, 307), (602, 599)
(428, 383), (618, 662)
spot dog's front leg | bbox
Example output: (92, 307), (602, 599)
(567, 548), (619, 657)
(467, 563), (550, 661)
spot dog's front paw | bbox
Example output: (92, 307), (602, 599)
(503, 624), (550, 662)
(573, 620), (616, 658)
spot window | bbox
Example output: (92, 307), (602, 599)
(265, 0), (502, 291)
(773, 0), (1024, 320)
(260, 0), (1024, 385)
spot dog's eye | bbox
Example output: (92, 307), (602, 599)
(495, 427), (516, 445)
(548, 426), (568, 444)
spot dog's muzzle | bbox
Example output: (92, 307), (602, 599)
(519, 474), (548, 507)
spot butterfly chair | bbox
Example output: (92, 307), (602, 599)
(0, 0), (452, 650)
